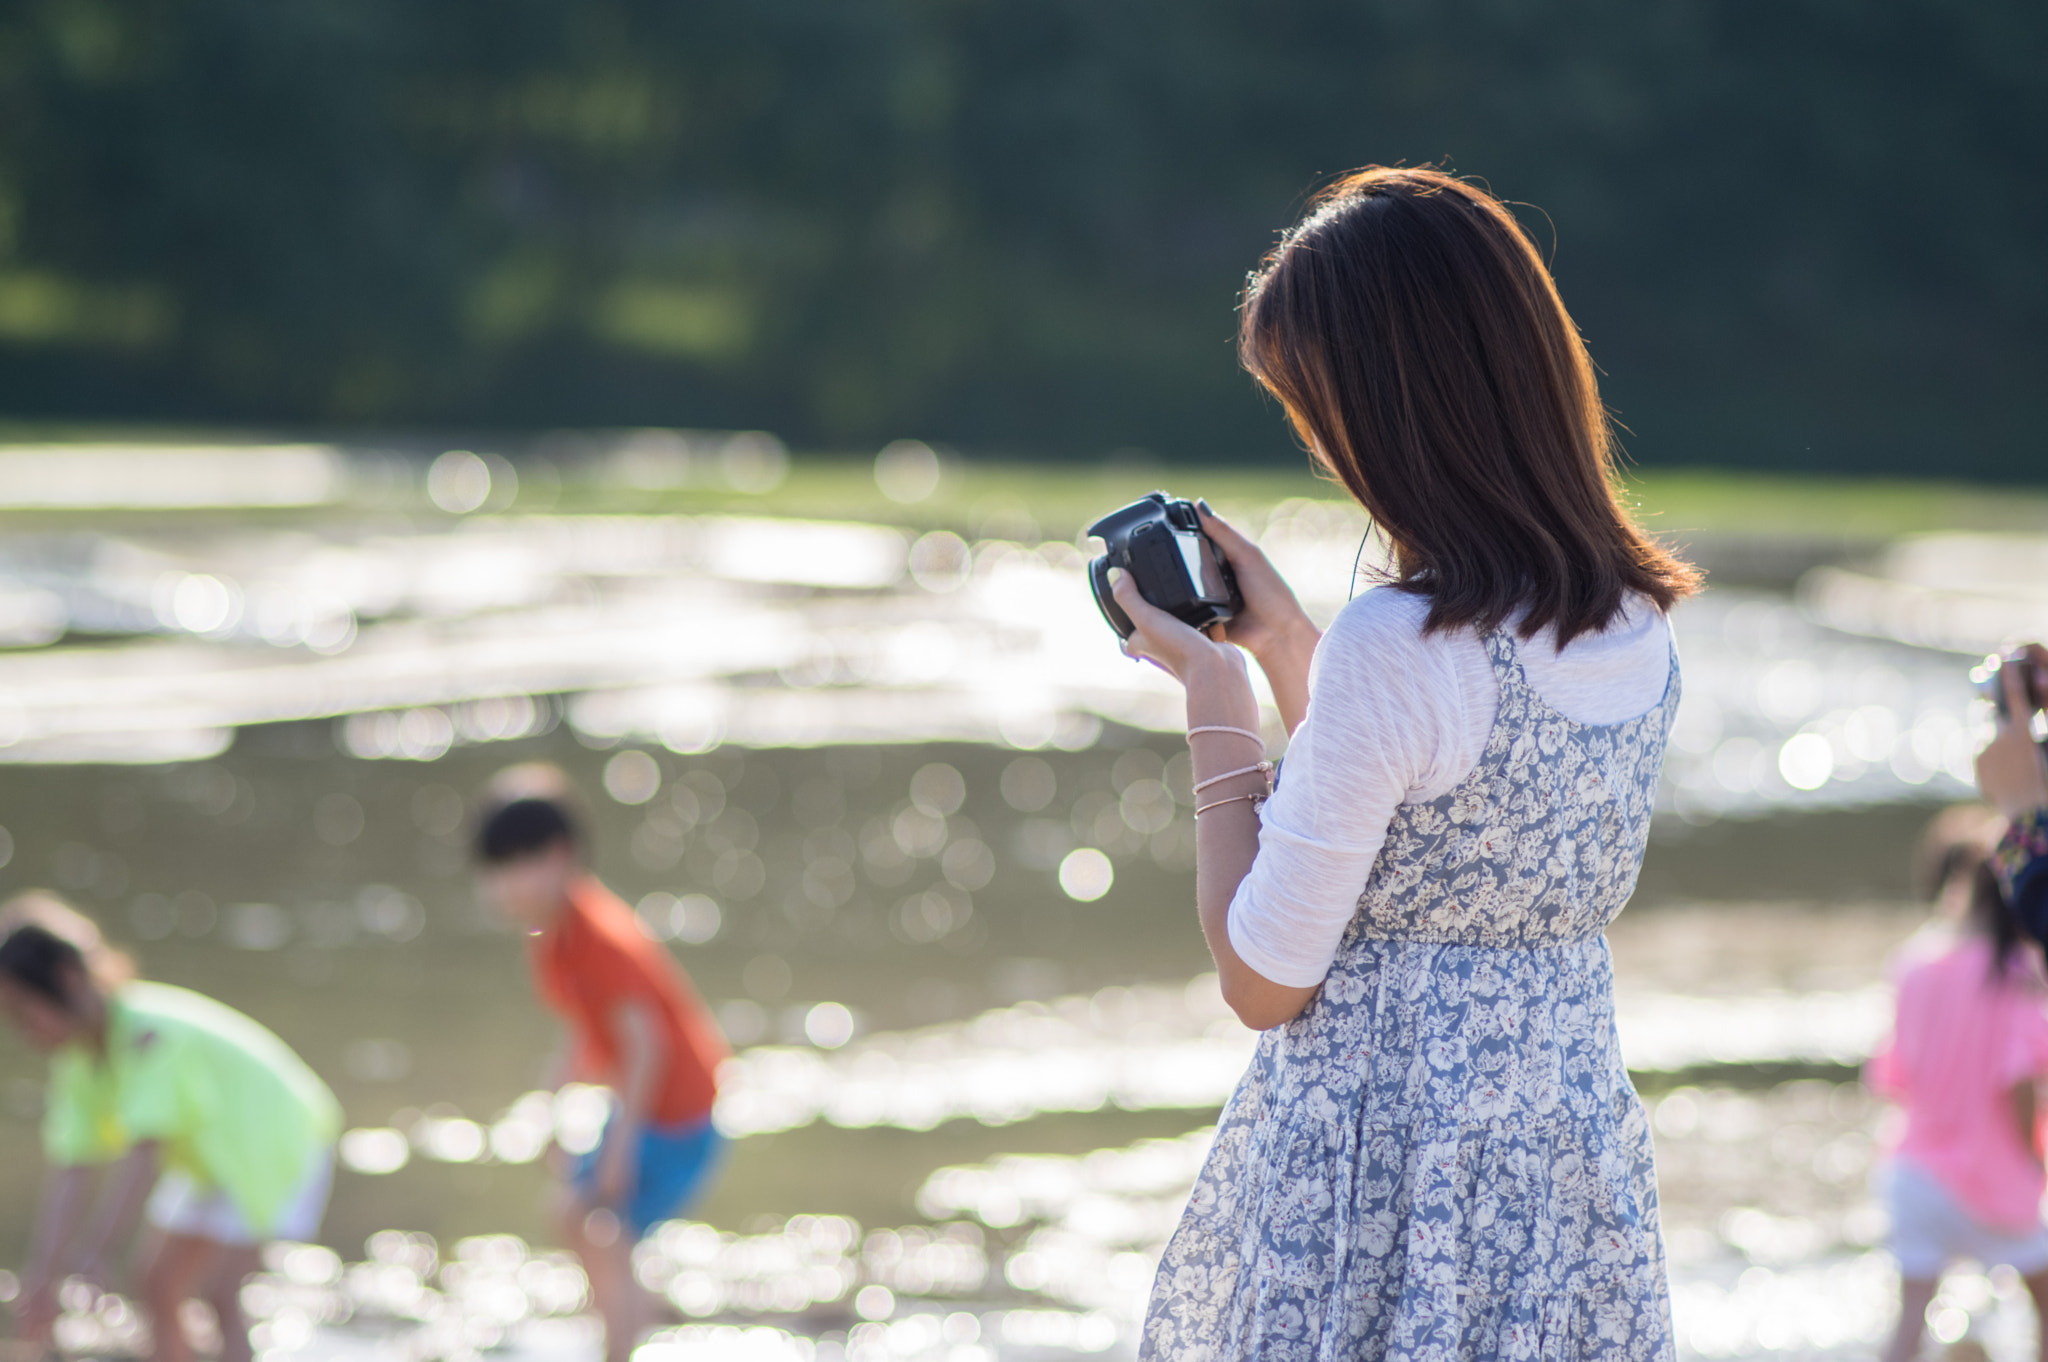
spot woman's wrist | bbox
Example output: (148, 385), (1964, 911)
(1242, 614), (1318, 737)
(1183, 650), (1260, 723)
(1247, 613), (1320, 671)
(1187, 705), (1265, 742)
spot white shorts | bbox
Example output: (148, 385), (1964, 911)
(145, 1147), (334, 1248)
(1884, 1157), (2048, 1279)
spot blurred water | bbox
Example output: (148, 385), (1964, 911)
(0, 449), (2039, 1359)
(0, 481), (2004, 800)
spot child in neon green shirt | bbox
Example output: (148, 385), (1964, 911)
(0, 893), (339, 1362)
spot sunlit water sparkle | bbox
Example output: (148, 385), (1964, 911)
(3, 446), (2044, 1358)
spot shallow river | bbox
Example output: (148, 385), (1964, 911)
(0, 452), (2034, 1361)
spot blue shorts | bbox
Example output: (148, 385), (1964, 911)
(573, 1114), (725, 1238)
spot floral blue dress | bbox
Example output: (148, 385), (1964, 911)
(1143, 628), (1680, 1361)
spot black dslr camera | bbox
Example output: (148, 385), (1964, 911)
(1086, 492), (1243, 640)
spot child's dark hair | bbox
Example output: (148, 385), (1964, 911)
(0, 892), (134, 1006)
(476, 797), (581, 864)
(473, 763), (584, 865)
(1916, 805), (2032, 981)
(1968, 860), (2029, 981)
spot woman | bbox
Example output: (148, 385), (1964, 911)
(1113, 167), (1698, 1359)
(0, 893), (339, 1362)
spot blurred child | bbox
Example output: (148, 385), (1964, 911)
(1869, 807), (2048, 1362)
(472, 765), (729, 1362)
(0, 892), (339, 1362)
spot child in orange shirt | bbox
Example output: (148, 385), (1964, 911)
(473, 766), (728, 1362)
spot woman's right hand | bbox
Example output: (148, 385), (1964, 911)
(1194, 502), (1321, 736)
(1977, 644), (2048, 820)
(1195, 502), (1318, 667)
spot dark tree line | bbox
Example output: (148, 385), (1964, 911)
(0, 0), (2041, 476)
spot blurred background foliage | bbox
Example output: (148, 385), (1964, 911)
(0, 0), (2040, 473)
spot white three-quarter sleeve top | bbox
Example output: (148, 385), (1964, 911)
(1225, 586), (1675, 988)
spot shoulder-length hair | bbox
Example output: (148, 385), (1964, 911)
(1240, 165), (1699, 644)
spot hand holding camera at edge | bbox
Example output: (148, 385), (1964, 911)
(1976, 643), (2048, 820)
(1191, 503), (1320, 660)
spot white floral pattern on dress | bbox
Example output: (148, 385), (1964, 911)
(1144, 628), (1680, 1361)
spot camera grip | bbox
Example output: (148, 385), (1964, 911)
(1088, 556), (1136, 639)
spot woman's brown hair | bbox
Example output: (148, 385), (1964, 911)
(1240, 165), (1699, 643)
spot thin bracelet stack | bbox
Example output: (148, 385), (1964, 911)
(1187, 723), (1274, 816)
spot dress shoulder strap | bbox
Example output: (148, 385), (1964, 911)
(1480, 626), (1531, 694)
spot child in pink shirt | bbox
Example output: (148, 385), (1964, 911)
(1869, 806), (2048, 1362)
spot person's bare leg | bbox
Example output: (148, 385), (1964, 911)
(556, 1190), (642, 1362)
(2021, 1266), (2048, 1362)
(1883, 1277), (1939, 1362)
(137, 1233), (221, 1362)
(197, 1244), (262, 1362)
